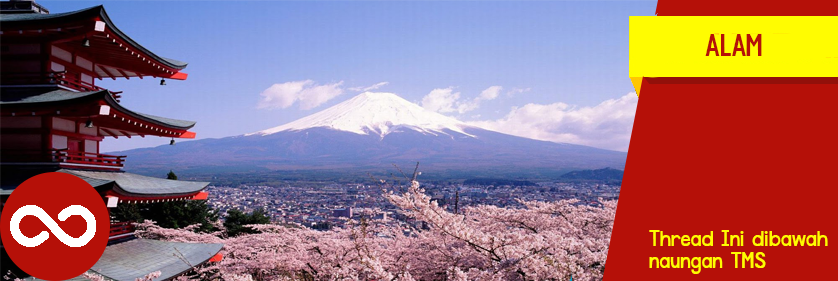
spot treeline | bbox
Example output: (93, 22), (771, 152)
(558, 167), (624, 183)
(130, 167), (576, 186)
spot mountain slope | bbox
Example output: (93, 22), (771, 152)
(118, 92), (627, 179)
(249, 92), (474, 138)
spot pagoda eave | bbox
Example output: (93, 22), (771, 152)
(59, 169), (211, 200)
(106, 190), (209, 203)
(1, 5), (188, 80)
(0, 87), (198, 139)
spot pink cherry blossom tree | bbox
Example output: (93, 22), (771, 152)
(134, 178), (616, 281)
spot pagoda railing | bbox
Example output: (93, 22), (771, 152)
(52, 149), (126, 168)
(0, 71), (121, 100)
(109, 221), (135, 242)
(51, 71), (106, 92)
(0, 149), (126, 169)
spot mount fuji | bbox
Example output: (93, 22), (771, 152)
(248, 92), (476, 138)
(119, 93), (627, 179)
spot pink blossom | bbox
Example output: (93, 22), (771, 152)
(137, 179), (615, 280)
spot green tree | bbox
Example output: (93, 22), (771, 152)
(223, 208), (271, 237)
(111, 202), (143, 222)
(111, 201), (219, 233)
(167, 170), (178, 180)
(147, 200), (219, 232)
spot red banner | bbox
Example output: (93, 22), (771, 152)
(606, 1), (838, 279)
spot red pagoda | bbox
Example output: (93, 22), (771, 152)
(0, 1), (222, 279)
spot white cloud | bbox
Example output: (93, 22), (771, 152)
(421, 87), (461, 113)
(479, 86), (502, 100)
(258, 80), (344, 110)
(507, 87), (531, 96)
(349, 82), (389, 92)
(468, 93), (638, 151)
(422, 85), (503, 114)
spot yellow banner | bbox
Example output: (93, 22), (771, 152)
(629, 16), (838, 95)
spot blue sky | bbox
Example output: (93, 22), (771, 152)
(41, 1), (654, 152)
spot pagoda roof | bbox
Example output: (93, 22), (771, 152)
(0, 87), (105, 104)
(1, 87), (197, 133)
(28, 239), (223, 281)
(0, 5), (187, 70)
(0, 167), (209, 199)
(58, 169), (210, 198)
(87, 239), (222, 281)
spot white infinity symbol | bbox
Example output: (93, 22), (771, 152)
(9, 205), (97, 247)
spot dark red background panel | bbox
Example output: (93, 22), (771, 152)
(605, 1), (838, 279)
(605, 81), (838, 279)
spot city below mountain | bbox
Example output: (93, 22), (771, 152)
(119, 92), (627, 181)
(558, 167), (625, 183)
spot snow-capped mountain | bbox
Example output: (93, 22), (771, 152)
(119, 93), (627, 179)
(247, 92), (474, 138)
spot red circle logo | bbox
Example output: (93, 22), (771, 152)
(1, 172), (110, 280)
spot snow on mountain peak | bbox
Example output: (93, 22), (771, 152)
(248, 92), (475, 137)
